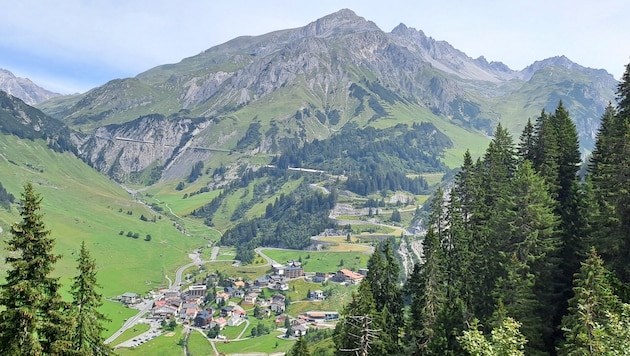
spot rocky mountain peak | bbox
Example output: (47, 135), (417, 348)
(520, 55), (584, 80)
(0, 68), (60, 105)
(297, 8), (380, 38)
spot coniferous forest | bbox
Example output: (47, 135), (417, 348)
(324, 62), (630, 355)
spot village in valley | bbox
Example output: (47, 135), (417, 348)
(109, 247), (368, 351)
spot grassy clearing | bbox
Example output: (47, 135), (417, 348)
(285, 278), (357, 315)
(262, 250), (370, 273)
(202, 261), (271, 281)
(215, 331), (294, 355)
(101, 301), (140, 338)
(187, 330), (214, 355)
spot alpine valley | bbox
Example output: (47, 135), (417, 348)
(0, 8), (620, 353)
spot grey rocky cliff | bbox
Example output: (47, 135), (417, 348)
(0, 68), (60, 105)
(37, 9), (617, 182)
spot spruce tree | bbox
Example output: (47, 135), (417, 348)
(364, 239), (403, 354)
(518, 118), (536, 163)
(559, 248), (622, 355)
(407, 227), (447, 355)
(489, 161), (559, 354)
(0, 183), (72, 355)
(68, 241), (111, 355)
(588, 62), (630, 291)
(288, 331), (310, 356)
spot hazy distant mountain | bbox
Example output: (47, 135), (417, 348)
(0, 68), (60, 105)
(37, 9), (617, 181)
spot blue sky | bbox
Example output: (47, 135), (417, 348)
(1, 0), (628, 94)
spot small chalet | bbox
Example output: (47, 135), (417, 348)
(310, 290), (325, 301)
(291, 323), (308, 337)
(215, 292), (230, 304)
(270, 280), (289, 291)
(233, 280), (245, 289)
(255, 276), (270, 287)
(194, 309), (213, 327)
(220, 306), (234, 317)
(232, 289), (245, 298)
(242, 292), (258, 306)
(212, 317), (228, 329)
(120, 292), (141, 305)
(270, 294), (286, 313)
(312, 272), (329, 283)
(180, 303), (199, 319)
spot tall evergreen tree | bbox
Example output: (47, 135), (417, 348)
(518, 118), (536, 163)
(0, 183), (72, 355)
(531, 109), (560, 201)
(549, 101), (581, 207)
(68, 241), (111, 355)
(588, 62), (630, 291)
(489, 161), (559, 354)
(559, 248), (622, 355)
(364, 239), (403, 354)
(406, 227), (447, 355)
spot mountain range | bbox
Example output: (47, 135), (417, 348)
(3, 9), (619, 184)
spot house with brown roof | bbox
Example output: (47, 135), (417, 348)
(332, 269), (363, 283)
(215, 292), (230, 304)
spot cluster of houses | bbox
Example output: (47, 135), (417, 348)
(116, 260), (368, 337)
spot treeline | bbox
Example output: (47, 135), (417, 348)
(0, 181), (15, 210)
(0, 183), (109, 355)
(273, 122), (450, 195)
(220, 184), (337, 263)
(328, 62), (630, 355)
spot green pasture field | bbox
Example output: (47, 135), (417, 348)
(261, 249), (370, 273)
(144, 184), (223, 218)
(351, 223), (396, 235)
(0, 136), (207, 340)
(187, 330), (214, 355)
(202, 261), (271, 281)
(285, 278), (357, 315)
(215, 331), (294, 355)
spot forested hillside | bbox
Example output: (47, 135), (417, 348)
(304, 62), (630, 355)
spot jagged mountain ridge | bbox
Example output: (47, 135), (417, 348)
(0, 69), (60, 105)
(37, 9), (617, 182)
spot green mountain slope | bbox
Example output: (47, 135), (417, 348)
(0, 133), (210, 298)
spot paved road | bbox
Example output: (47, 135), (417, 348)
(104, 300), (154, 345)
